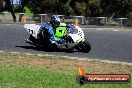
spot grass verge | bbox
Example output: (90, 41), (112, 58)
(0, 52), (131, 88)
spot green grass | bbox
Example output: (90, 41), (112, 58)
(0, 52), (131, 88)
(0, 64), (131, 88)
(0, 65), (73, 88)
(0, 64), (81, 88)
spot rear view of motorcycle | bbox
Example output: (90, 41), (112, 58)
(24, 23), (91, 53)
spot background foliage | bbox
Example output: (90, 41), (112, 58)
(0, 0), (132, 22)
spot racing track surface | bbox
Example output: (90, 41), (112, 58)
(0, 24), (132, 63)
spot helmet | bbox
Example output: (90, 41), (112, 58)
(50, 15), (60, 27)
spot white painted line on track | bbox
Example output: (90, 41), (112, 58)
(96, 28), (104, 30)
(82, 28), (121, 32)
(6, 24), (10, 25)
(82, 28), (95, 30)
(113, 30), (119, 31)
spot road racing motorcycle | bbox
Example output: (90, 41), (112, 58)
(24, 23), (91, 53)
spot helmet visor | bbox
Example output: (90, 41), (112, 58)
(52, 20), (60, 27)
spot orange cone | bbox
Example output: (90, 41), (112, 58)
(74, 19), (78, 26)
(23, 15), (27, 24)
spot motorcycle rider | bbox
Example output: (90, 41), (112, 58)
(37, 15), (65, 49)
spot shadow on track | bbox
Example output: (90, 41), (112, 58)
(15, 45), (79, 53)
(16, 45), (40, 50)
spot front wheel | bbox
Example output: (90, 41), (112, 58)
(75, 40), (91, 53)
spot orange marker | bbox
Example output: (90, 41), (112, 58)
(74, 19), (78, 26)
(23, 15), (27, 24)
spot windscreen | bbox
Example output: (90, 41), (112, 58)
(68, 24), (78, 34)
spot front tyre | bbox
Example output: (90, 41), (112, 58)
(75, 40), (91, 53)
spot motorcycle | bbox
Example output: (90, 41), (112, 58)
(24, 23), (91, 53)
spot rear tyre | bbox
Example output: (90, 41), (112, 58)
(75, 40), (91, 53)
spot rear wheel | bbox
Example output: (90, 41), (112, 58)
(75, 40), (91, 53)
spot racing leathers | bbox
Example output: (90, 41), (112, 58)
(38, 22), (64, 48)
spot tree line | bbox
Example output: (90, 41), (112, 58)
(0, 0), (132, 22)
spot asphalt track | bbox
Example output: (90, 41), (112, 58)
(0, 24), (132, 63)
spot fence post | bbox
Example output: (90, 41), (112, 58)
(117, 18), (127, 29)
